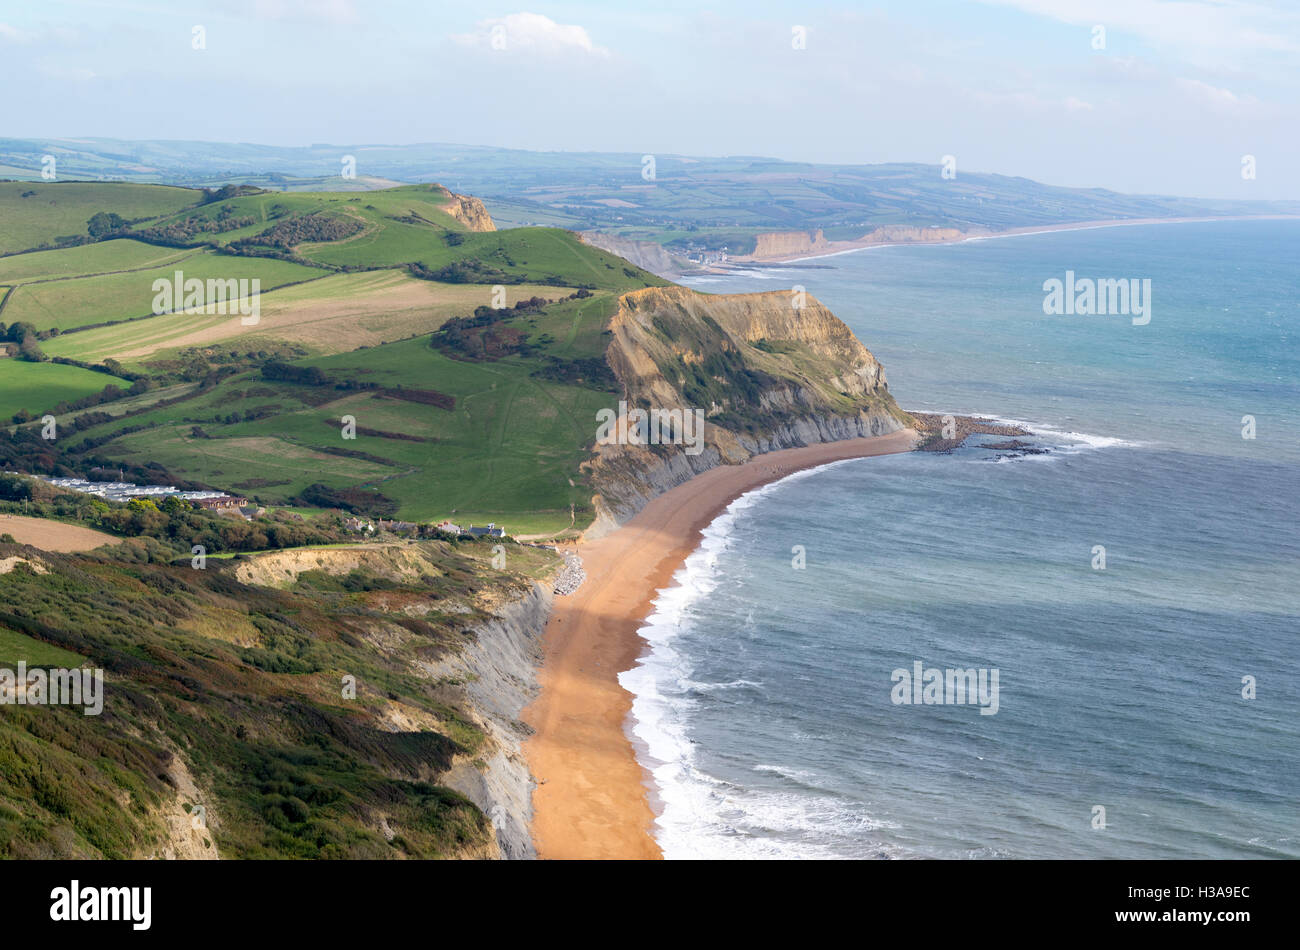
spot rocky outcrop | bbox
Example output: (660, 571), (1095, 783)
(579, 231), (696, 280)
(585, 286), (913, 534)
(438, 188), (497, 232)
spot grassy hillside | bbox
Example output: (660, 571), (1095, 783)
(4, 252), (322, 332)
(0, 181), (199, 255)
(0, 360), (128, 420)
(63, 291), (619, 534)
(0, 533), (558, 858)
(0, 180), (664, 536)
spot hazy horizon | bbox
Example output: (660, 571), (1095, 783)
(3, 1), (1298, 201)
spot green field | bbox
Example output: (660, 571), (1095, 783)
(3, 180), (669, 535)
(0, 181), (199, 255)
(0, 359), (125, 419)
(0, 625), (87, 668)
(0, 238), (193, 283)
(3, 251), (324, 332)
(74, 292), (620, 534)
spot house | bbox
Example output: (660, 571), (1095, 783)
(343, 517), (374, 533)
(434, 520), (463, 535)
(194, 495), (248, 510)
(467, 522), (506, 538)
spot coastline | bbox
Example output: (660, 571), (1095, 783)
(520, 427), (919, 859)
(724, 214), (1300, 266)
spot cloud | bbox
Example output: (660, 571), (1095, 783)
(1175, 76), (1257, 109)
(1064, 96), (1094, 111)
(973, 0), (1300, 55)
(0, 22), (35, 43)
(451, 12), (608, 56)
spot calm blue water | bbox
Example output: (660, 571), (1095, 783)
(620, 221), (1300, 859)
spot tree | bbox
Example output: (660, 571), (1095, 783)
(86, 212), (127, 239)
(0, 474), (33, 500)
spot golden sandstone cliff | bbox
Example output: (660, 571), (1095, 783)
(743, 224), (967, 261)
(437, 187), (497, 231)
(585, 285), (914, 534)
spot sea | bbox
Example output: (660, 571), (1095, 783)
(619, 219), (1300, 859)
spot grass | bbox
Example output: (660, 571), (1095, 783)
(5, 182), (665, 535)
(4, 250), (322, 333)
(0, 238), (193, 284)
(0, 359), (125, 419)
(0, 181), (199, 255)
(0, 626), (86, 668)
(72, 292), (621, 533)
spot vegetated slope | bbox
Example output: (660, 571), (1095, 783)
(62, 291), (624, 535)
(3, 180), (912, 543)
(0, 360), (129, 421)
(0, 534), (558, 859)
(0, 182), (665, 371)
(0, 181), (199, 255)
(0, 181), (665, 449)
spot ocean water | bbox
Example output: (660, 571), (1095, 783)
(620, 220), (1300, 859)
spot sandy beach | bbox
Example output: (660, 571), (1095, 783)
(521, 427), (919, 859)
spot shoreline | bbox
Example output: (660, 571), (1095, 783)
(520, 427), (919, 859)
(722, 214), (1300, 266)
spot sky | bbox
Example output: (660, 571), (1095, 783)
(2, 0), (1298, 199)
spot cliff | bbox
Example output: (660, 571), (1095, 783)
(231, 540), (553, 858)
(585, 285), (914, 534)
(437, 187), (497, 232)
(579, 231), (697, 280)
(428, 584), (552, 860)
(743, 224), (967, 261)
(750, 229), (832, 259)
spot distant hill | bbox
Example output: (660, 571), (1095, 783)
(3, 138), (1298, 256)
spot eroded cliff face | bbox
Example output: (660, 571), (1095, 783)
(860, 224), (964, 246)
(579, 231), (696, 280)
(585, 286), (914, 534)
(232, 541), (554, 859)
(426, 584), (552, 860)
(438, 187), (497, 232)
(744, 224), (966, 261)
(750, 229), (831, 258)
